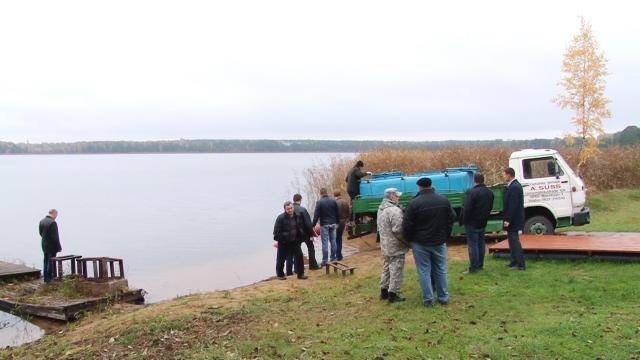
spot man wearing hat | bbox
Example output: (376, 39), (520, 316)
(377, 188), (409, 303)
(403, 177), (456, 307)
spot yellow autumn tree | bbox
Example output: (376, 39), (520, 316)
(554, 17), (611, 176)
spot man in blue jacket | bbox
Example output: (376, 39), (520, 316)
(503, 167), (526, 270)
(312, 187), (340, 266)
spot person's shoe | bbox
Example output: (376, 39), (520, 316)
(508, 266), (525, 271)
(286, 272), (294, 276)
(506, 262), (516, 268)
(336, 257), (343, 261)
(438, 299), (449, 306)
(320, 262), (327, 267)
(309, 265), (321, 270)
(388, 292), (405, 303)
(276, 276), (287, 280)
(462, 270), (477, 275)
(423, 300), (433, 308)
(380, 288), (389, 300)
(297, 275), (308, 280)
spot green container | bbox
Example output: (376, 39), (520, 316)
(352, 185), (505, 236)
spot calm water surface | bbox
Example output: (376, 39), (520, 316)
(0, 153), (344, 347)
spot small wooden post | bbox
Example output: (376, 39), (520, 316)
(118, 260), (124, 278)
(92, 260), (98, 279)
(50, 259), (57, 279)
(57, 260), (63, 278)
(98, 259), (107, 279)
(109, 261), (115, 278)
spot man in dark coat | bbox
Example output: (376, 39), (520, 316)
(403, 178), (456, 307)
(312, 188), (340, 266)
(503, 167), (526, 270)
(460, 173), (494, 273)
(345, 160), (368, 201)
(345, 160), (371, 227)
(291, 193), (320, 271)
(273, 201), (308, 280)
(39, 209), (62, 283)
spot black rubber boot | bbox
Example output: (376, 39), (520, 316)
(388, 292), (405, 303)
(380, 288), (389, 300)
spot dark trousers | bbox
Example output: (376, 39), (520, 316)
(465, 225), (486, 272)
(287, 238), (318, 273)
(348, 191), (361, 224)
(277, 242), (304, 278)
(43, 252), (56, 283)
(336, 222), (345, 260)
(507, 230), (526, 269)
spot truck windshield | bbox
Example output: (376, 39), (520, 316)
(522, 157), (564, 179)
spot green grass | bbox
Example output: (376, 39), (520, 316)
(186, 259), (640, 359)
(564, 188), (640, 232)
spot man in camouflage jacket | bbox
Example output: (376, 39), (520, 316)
(377, 188), (410, 303)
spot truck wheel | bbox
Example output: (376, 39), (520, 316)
(524, 216), (554, 235)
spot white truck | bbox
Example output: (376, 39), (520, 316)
(509, 149), (590, 234)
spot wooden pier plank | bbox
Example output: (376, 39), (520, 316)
(489, 234), (640, 255)
(0, 261), (41, 281)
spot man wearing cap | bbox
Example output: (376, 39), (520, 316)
(377, 188), (409, 303)
(345, 160), (372, 229)
(39, 209), (62, 283)
(403, 178), (456, 307)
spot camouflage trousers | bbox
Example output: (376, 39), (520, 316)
(380, 254), (406, 293)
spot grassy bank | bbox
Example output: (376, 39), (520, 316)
(563, 188), (640, 232)
(4, 189), (640, 359)
(4, 237), (640, 358)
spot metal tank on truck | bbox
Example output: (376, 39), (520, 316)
(350, 149), (590, 237)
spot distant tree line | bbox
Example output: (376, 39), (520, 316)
(0, 126), (637, 155)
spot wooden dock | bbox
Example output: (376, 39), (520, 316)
(489, 233), (640, 261)
(0, 261), (41, 281)
(0, 289), (145, 321)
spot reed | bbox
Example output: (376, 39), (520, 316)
(302, 145), (640, 206)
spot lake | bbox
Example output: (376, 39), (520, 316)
(0, 152), (346, 346)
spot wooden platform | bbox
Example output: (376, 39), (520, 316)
(489, 233), (640, 260)
(325, 261), (356, 276)
(0, 289), (145, 321)
(0, 261), (41, 281)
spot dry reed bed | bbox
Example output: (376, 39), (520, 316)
(302, 145), (640, 205)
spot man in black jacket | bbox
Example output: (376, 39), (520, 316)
(39, 209), (62, 283)
(403, 178), (456, 307)
(460, 173), (494, 273)
(291, 194), (320, 270)
(273, 201), (308, 280)
(503, 167), (526, 270)
(312, 188), (340, 266)
(345, 160), (371, 226)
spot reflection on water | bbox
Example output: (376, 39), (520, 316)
(0, 153), (346, 303)
(0, 311), (44, 348)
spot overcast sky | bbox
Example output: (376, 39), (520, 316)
(0, 1), (638, 142)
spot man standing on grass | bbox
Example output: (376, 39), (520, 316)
(292, 193), (320, 270)
(312, 188), (340, 266)
(334, 190), (350, 261)
(460, 173), (494, 274)
(503, 167), (526, 270)
(39, 209), (62, 283)
(403, 178), (456, 307)
(273, 201), (308, 280)
(377, 188), (409, 303)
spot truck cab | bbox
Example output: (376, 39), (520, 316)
(509, 149), (590, 234)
